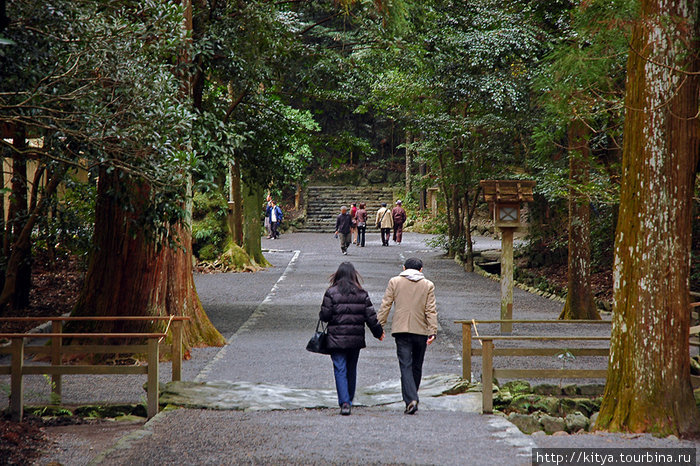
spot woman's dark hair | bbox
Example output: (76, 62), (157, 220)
(359, 202), (366, 209)
(329, 262), (363, 295)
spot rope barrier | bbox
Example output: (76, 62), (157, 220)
(159, 315), (175, 343)
(472, 318), (482, 346)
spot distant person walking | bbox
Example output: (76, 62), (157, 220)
(378, 257), (437, 415)
(350, 203), (358, 245)
(335, 206), (353, 255)
(320, 262), (384, 415)
(264, 195), (273, 238)
(355, 202), (368, 247)
(375, 203), (393, 246)
(392, 200), (407, 244)
(268, 200), (283, 239)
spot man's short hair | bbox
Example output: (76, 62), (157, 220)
(381, 202), (387, 207)
(340, 205), (348, 211)
(404, 258), (423, 271)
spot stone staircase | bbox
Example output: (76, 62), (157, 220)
(300, 186), (396, 232)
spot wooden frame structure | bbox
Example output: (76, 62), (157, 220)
(0, 316), (189, 421)
(455, 319), (610, 383)
(456, 318), (700, 414)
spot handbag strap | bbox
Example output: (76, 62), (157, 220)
(316, 319), (327, 332)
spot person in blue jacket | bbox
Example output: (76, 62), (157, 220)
(267, 200), (283, 239)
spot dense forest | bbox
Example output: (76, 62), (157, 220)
(1, 0), (699, 434)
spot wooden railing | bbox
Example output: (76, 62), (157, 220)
(457, 318), (700, 414)
(455, 319), (611, 382)
(0, 316), (189, 421)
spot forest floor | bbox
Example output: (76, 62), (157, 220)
(521, 262), (614, 304)
(0, 253), (84, 334)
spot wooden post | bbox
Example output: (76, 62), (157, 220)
(500, 228), (515, 333)
(10, 338), (24, 421)
(51, 320), (62, 402)
(171, 320), (182, 382)
(462, 322), (472, 381)
(482, 339), (494, 414)
(147, 338), (159, 419)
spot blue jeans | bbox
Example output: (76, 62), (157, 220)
(330, 349), (360, 406)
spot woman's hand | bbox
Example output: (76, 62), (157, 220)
(379, 331), (385, 341)
(427, 335), (436, 345)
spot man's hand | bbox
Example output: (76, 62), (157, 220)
(427, 335), (436, 345)
(379, 331), (385, 341)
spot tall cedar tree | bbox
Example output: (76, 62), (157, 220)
(71, 0), (224, 350)
(596, 0), (700, 435)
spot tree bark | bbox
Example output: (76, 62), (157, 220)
(559, 120), (600, 320)
(596, 0), (700, 435)
(463, 186), (481, 273)
(405, 131), (412, 195)
(418, 162), (427, 210)
(70, 168), (225, 349)
(3, 125), (31, 310)
(228, 159), (243, 246)
(0, 165), (65, 314)
(241, 175), (270, 267)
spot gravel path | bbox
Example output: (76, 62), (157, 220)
(95, 408), (534, 466)
(7, 231), (696, 464)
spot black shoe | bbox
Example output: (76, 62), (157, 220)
(340, 403), (351, 415)
(404, 401), (418, 415)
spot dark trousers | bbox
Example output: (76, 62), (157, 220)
(357, 225), (366, 247)
(380, 228), (391, 246)
(270, 221), (279, 238)
(394, 333), (428, 405)
(393, 223), (404, 243)
(331, 349), (360, 406)
(339, 232), (352, 252)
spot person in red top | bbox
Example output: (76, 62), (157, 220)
(350, 203), (358, 245)
(392, 200), (407, 244)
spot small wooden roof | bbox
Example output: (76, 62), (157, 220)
(480, 180), (535, 203)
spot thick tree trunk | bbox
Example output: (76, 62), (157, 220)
(596, 0), (700, 435)
(559, 121), (600, 320)
(241, 175), (270, 267)
(228, 159), (243, 246)
(71, 168), (225, 349)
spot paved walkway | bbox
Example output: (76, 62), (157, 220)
(4, 232), (697, 464)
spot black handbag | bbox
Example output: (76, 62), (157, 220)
(306, 319), (329, 354)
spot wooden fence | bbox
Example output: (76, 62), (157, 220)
(456, 318), (700, 414)
(455, 319), (611, 382)
(0, 316), (189, 421)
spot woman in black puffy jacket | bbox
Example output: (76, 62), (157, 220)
(320, 262), (384, 415)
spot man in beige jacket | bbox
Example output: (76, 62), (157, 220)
(375, 202), (394, 246)
(378, 257), (437, 414)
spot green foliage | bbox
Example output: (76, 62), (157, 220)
(35, 176), (97, 261)
(2, 0), (194, 245)
(192, 191), (228, 260)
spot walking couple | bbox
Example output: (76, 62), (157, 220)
(319, 258), (437, 415)
(335, 204), (368, 255)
